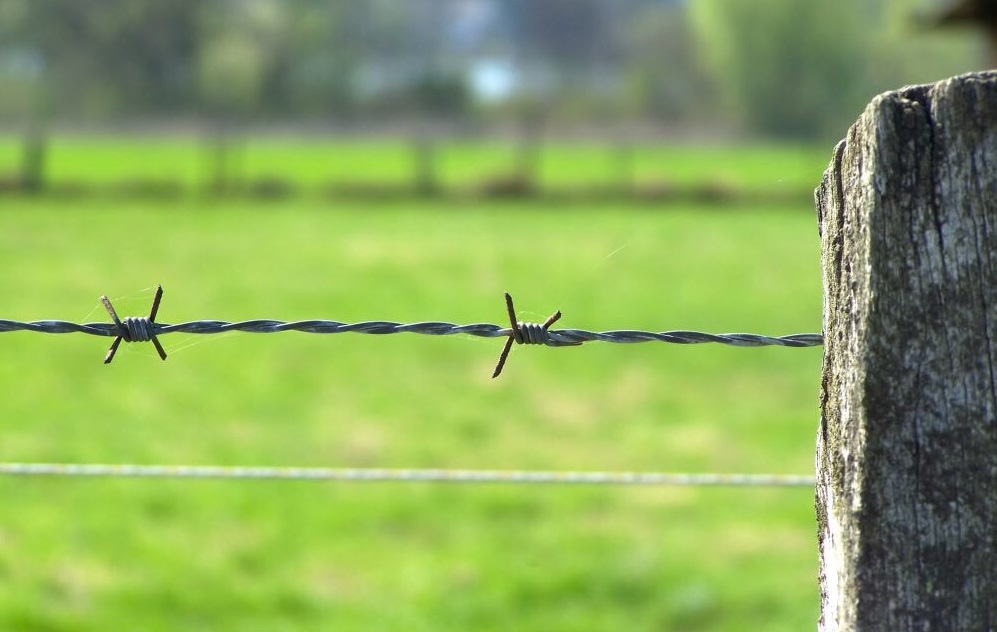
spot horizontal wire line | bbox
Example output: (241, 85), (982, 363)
(0, 463), (815, 487)
(0, 319), (824, 348)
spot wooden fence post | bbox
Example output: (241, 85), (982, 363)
(816, 71), (997, 630)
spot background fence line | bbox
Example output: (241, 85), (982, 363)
(0, 463), (815, 487)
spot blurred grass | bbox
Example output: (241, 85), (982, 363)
(0, 197), (823, 631)
(0, 135), (829, 195)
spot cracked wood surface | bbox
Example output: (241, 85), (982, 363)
(816, 71), (997, 631)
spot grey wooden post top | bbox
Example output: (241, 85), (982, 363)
(816, 71), (997, 630)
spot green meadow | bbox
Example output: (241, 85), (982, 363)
(0, 144), (827, 630)
(0, 136), (828, 195)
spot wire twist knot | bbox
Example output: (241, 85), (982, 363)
(513, 321), (551, 345)
(101, 286), (167, 364)
(492, 293), (579, 378)
(120, 317), (156, 342)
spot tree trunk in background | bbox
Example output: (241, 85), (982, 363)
(816, 71), (997, 630)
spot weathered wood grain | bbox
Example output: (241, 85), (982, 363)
(817, 71), (997, 631)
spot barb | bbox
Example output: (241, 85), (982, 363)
(101, 285), (167, 363)
(0, 462), (815, 487)
(493, 292), (580, 378)
(0, 287), (824, 373)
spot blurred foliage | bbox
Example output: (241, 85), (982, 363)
(0, 0), (985, 138)
(0, 0), (200, 119)
(689, 0), (984, 139)
(199, 1), (274, 117)
(871, 0), (985, 88)
(623, 3), (717, 122)
(689, 0), (873, 139)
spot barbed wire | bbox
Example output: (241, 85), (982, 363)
(1, 288), (818, 487)
(0, 287), (824, 376)
(0, 463), (815, 487)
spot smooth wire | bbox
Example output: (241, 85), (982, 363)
(0, 463), (815, 487)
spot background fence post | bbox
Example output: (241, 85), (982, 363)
(816, 71), (997, 630)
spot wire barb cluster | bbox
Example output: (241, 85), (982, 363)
(101, 285), (167, 363)
(0, 286), (824, 375)
(492, 292), (581, 378)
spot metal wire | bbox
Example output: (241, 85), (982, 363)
(0, 289), (818, 486)
(0, 463), (815, 487)
(0, 287), (823, 376)
(0, 317), (824, 344)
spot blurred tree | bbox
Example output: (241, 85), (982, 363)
(407, 0), (450, 196)
(352, 0), (473, 193)
(487, 1), (592, 190)
(198, 0), (289, 192)
(14, 0), (200, 119)
(198, 0), (289, 119)
(4, 0), (980, 153)
(0, 0), (34, 117)
(409, 73), (469, 194)
(504, 0), (623, 87)
(0, 0), (49, 190)
(278, 1), (363, 117)
(689, 0), (876, 139)
(876, 0), (984, 83)
(616, 1), (717, 191)
(624, 2), (716, 122)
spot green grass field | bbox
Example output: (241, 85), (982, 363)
(0, 186), (825, 628)
(0, 135), (829, 196)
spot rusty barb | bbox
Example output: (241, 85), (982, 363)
(0, 286), (824, 376)
(492, 292), (580, 378)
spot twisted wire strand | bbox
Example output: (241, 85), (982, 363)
(0, 319), (824, 347)
(0, 463), (815, 487)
